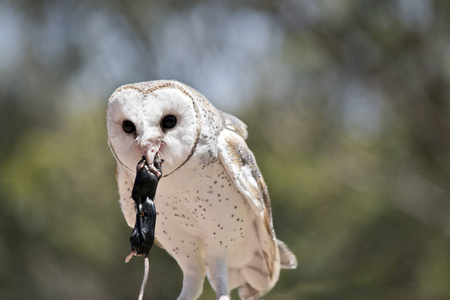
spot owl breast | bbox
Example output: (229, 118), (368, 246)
(154, 155), (255, 268)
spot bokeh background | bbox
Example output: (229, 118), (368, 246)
(1, 0), (450, 299)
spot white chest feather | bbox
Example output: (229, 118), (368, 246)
(155, 158), (254, 264)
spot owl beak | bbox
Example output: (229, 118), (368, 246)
(143, 145), (162, 178)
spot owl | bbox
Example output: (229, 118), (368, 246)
(107, 80), (297, 300)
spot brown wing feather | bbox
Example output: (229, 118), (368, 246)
(220, 110), (248, 140)
(217, 129), (277, 281)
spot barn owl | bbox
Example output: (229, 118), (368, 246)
(107, 80), (297, 300)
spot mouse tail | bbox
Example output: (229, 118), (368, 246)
(138, 256), (150, 300)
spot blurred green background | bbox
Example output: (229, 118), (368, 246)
(1, 0), (450, 299)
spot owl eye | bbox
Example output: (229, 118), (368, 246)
(161, 115), (177, 129)
(122, 120), (136, 134)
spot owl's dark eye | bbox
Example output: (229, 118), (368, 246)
(122, 120), (136, 134)
(161, 115), (177, 129)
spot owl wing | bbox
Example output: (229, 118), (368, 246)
(218, 123), (297, 293)
(217, 127), (279, 286)
(217, 128), (275, 239)
(219, 110), (248, 140)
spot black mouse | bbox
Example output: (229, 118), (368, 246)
(129, 156), (163, 258)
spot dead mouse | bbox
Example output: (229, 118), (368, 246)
(126, 155), (163, 300)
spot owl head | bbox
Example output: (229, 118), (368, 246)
(107, 80), (203, 176)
